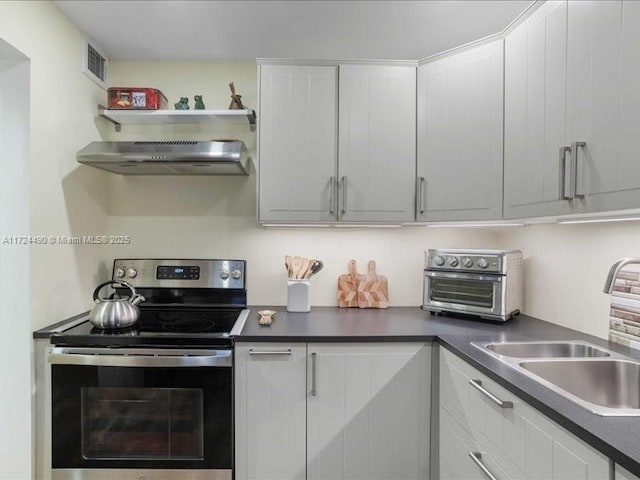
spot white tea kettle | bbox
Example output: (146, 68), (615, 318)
(89, 281), (145, 329)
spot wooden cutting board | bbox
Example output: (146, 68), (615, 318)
(338, 260), (359, 308)
(357, 260), (389, 309)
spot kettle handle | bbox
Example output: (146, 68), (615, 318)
(93, 280), (137, 303)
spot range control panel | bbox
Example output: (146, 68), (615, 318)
(112, 259), (246, 289)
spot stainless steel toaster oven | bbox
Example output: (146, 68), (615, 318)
(423, 249), (523, 322)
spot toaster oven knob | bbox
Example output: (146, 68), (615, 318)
(115, 268), (126, 278)
(127, 268), (138, 278)
(231, 269), (242, 279)
(478, 257), (489, 269)
(220, 269), (230, 280)
(462, 257), (474, 268)
(448, 257), (459, 267)
(433, 255), (445, 266)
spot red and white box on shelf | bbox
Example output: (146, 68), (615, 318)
(107, 87), (168, 110)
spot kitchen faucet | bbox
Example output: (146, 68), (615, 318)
(603, 258), (640, 293)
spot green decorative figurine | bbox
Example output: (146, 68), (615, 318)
(174, 97), (189, 110)
(194, 95), (205, 110)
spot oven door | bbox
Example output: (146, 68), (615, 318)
(48, 347), (232, 480)
(424, 270), (505, 319)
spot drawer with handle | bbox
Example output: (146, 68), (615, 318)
(440, 346), (610, 480)
(440, 406), (513, 480)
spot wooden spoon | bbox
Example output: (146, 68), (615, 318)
(291, 256), (303, 279)
(298, 257), (312, 279)
(285, 255), (293, 278)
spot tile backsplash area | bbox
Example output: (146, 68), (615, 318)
(610, 265), (640, 349)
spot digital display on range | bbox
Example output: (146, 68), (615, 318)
(156, 265), (200, 280)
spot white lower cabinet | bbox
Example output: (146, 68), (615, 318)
(235, 343), (307, 480)
(307, 343), (431, 480)
(235, 342), (432, 480)
(617, 465), (640, 480)
(439, 347), (611, 480)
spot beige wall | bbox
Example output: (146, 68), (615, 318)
(0, 0), (110, 330)
(0, 2), (110, 478)
(497, 222), (640, 339)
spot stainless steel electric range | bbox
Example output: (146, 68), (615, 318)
(47, 258), (249, 480)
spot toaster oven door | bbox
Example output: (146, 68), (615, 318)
(424, 271), (505, 319)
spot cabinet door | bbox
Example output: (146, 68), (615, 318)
(567, 1), (640, 212)
(503, 1), (578, 219)
(235, 344), (307, 480)
(338, 65), (416, 222)
(307, 343), (430, 480)
(258, 65), (338, 223)
(417, 40), (504, 221)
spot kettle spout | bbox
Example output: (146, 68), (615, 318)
(131, 294), (146, 306)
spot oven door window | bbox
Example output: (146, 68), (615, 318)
(52, 365), (231, 470)
(81, 387), (203, 460)
(430, 277), (495, 308)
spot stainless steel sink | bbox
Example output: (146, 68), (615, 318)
(484, 341), (610, 358)
(472, 340), (640, 415)
(520, 359), (640, 415)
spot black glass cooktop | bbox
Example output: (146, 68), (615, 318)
(51, 307), (244, 347)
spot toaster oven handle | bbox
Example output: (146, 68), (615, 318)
(425, 271), (502, 282)
(48, 347), (232, 368)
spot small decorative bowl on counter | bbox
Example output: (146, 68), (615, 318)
(257, 310), (276, 325)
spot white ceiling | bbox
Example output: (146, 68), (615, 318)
(54, 0), (531, 61)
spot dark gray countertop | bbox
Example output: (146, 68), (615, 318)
(239, 306), (640, 476)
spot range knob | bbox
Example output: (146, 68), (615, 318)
(115, 267), (125, 279)
(477, 257), (489, 269)
(220, 269), (230, 280)
(231, 269), (242, 280)
(433, 255), (445, 267)
(462, 257), (474, 268)
(127, 268), (138, 278)
(448, 256), (459, 267)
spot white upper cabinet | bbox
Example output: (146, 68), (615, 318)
(503, 1), (575, 219)
(258, 65), (338, 223)
(567, 0), (640, 212)
(417, 39), (504, 221)
(258, 62), (416, 224)
(505, 0), (640, 218)
(338, 65), (416, 222)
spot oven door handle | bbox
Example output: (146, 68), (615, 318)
(48, 347), (232, 368)
(425, 271), (502, 282)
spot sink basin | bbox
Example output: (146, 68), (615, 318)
(520, 359), (640, 414)
(484, 341), (611, 359)
(472, 340), (640, 415)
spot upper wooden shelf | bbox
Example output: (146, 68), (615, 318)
(97, 106), (257, 132)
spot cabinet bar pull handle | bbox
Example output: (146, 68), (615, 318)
(469, 452), (499, 480)
(418, 176), (426, 215)
(572, 141), (586, 198)
(559, 146), (572, 200)
(340, 176), (347, 216)
(329, 176), (336, 214)
(311, 352), (317, 396)
(469, 379), (513, 408)
(249, 349), (292, 356)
